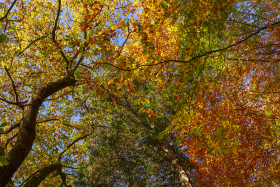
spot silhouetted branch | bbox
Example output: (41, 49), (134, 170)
(20, 163), (62, 187)
(36, 119), (59, 124)
(4, 67), (21, 108)
(58, 134), (89, 163)
(93, 21), (280, 71)
(52, 0), (70, 71)
(0, 122), (20, 135)
(0, 0), (17, 22)
(18, 35), (49, 56)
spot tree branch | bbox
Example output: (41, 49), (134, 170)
(58, 169), (70, 187)
(61, 123), (81, 130)
(51, 0), (70, 71)
(4, 133), (18, 148)
(21, 134), (89, 186)
(0, 0), (17, 22)
(58, 134), (89, 163)
(4, 67), (22, 109)
(0, 122), (20, 135)
(52, 0), (61, 42)
(20, 163), (62, 187)
(36, 119), (59, 124)
(45, 90), (72, 101)
(0, 97), (20, 107)
(0, 75), (77, 186)
(18, 35), (49, 57)
(95, 21), (280, 71)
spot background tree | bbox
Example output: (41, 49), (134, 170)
(74, 70), (195, 186)
(0, 0), (279, 186)
(78, 0), (280, 185)
(165, 0), (280, 185)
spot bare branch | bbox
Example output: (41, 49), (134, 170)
(58, 169), (70, 187)
(71, 51), (86, 73)
(58, 134), (89, 163)
(0, 0), (17, 22)
(0, 122), (20, 135)
(4, 67), (21, 108)
(61, 165), (78, 169)
(117, 21), (131, 58)
(45, 90), (72, 101)
(94, 21), (280, 71)
(0, 75), (77, 186)
(51, 0), (70, 71)
(0, 97), (20, 106)
(62, 123), (81, 130)
(36, 119), (59, 124)
(227, 58), (280, 63)
(18, 35), (50, 57)
(51, 0), (61, 42)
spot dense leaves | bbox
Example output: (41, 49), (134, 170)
(75, 72), (194, 186)
(0, 0), (279, 186)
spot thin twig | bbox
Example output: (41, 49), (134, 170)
(93, 21), (280, 71)
(5, 133), (18, 148)
(58, 134), (90, 163)
(18, 35), (49, 56)
(37, 119), (59, 124)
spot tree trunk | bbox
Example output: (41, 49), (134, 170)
(0, 76), (76, 186)
(162, 144), (196, 187)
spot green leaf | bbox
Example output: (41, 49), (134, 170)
(0, 33), (7, 43)
(75, 70), (81, 80)
(0, 156), (9, 166)
(0, 122), (8, 127)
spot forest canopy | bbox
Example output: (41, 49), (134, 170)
(0, 0), (279, 186)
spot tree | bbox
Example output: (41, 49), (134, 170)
(74, 71), (195, 186)
(79, 0), (280, 185)
(0, 0), (279, 186)
(0, 0), (136, 185)
(163, 0), (280, 185)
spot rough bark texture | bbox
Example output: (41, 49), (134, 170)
(23, 163), (61, 187)
(0, 76), (76, 186)
(162, 144), (196, 187)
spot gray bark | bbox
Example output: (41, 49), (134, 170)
(162, 144), (196, 187)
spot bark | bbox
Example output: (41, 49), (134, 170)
(0, 75), (76, 186)
(162, 144), (196, 187)
(23, 163), (61, 187)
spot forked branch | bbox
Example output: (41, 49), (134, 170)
(0, 0), (17, 22)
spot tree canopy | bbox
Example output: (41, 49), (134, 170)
(0, 0), (279, 186)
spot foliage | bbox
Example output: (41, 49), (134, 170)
(75, 71), (193, 186)
(0, 0), (279, 186)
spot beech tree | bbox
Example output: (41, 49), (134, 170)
(0, 0), (136, 185)
(74, 72), (195, 186)
(0, 0), (279, 186)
